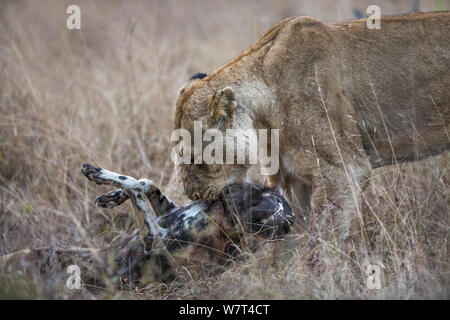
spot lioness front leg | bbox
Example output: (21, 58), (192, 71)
(310, 158), (370, 246)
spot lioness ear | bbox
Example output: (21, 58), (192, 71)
(208, 87), (236, 127)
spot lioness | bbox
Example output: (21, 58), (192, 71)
(174, 12), (450, 242)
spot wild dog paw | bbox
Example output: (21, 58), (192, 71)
(81, 163), (104, 184)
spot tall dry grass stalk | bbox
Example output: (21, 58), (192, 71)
(0, 0), (448, 299)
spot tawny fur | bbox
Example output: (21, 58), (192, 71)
(174, 12), (450, 242)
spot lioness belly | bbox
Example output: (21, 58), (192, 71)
(335, 12), (450, 167)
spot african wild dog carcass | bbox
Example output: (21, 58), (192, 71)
(0, 164), (294, 287)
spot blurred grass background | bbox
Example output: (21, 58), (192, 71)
(0, 0), (448, 299)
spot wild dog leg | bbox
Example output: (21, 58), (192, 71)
(95, 181), (175, 215)
(95, 189), (128, 209)
(82, 163), (166, 251)
(134, 179), (176, 216)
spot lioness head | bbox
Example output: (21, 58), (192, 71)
(174, 74), (249, 200)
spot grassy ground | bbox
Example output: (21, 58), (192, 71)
(0, 0), (448, 299)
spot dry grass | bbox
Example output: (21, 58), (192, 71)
(0, 0), (448, 299)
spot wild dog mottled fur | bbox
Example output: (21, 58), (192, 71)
(0, 164), (294, 287)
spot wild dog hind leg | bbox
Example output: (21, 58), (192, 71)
(82, 163), (166, 250)
(95, 181), (176, 216)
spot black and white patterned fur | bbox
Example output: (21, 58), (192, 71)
(0, 164), (295, 286)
